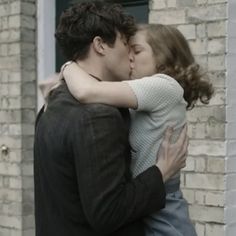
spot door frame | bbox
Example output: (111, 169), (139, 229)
(37, 0), (56, 110)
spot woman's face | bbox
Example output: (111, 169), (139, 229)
(129, 30), (157, 79)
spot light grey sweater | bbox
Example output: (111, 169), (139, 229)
(126, 74), (187, 180)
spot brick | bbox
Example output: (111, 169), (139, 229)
(0, 44), (8, 56)
(21, 96), (36, 109)
(149, 9), (186, 24)
(0, 30), (10, 43)
(207, 21), (226, 38)
(0, 227), (11, 236)
(196, 23), (206, 38)
(22, 2), (36, 16)
(182, 189), (195, 204)
(208, 38), (226, 54)
(9, 29), (21, 42)
(22, 177), (33, 190)
(23, 204), (34, 217)
(0, 162), (21, 176)
(22, 137), (34, 150)
(0, 5), (10, 17)
(22, 71), (35, 82)
(10, 229), (22, 236)
(189, 205), (224, 223)
(208, 55), (226, 71)
(187, 4), (226, 23)
(0, 136), (21, 149)
(195, 56), (208, 71)
(21, 16), (35, 30)
(8, 97), (21, 109)
(10, 1), (21, 15)
(206, 121), (225, 140)
(21, 29), (35, 43)
(22, 109), (35, 123)
(8, 84), (21, 97)
(9, 15), (21, 28)
(0, 56), (21, 70)
(183, 156), (195, 171)
(205, 223), (224, 236)
(205, 192), (224, 207)
(197, 0), (207, 4)
(195, 222), (205, 236)
(9, 124), (21, 136)
(189, 38), (208, 55)
(188, 140), (226, 156)
(8, 71), (21, 82)
(21, 163), (33, 176)
(1, 16), (9, 30)
(188, 122), (206, 139)
(0, 70), (9, 83)
(21, 82), (36, 96)
(8, 43), (21, 55)
(207, 157), (225, 173)
(0, 215), (22, 229)
(151, 0), (166, 9)
(187, 106), (225, 123)
(0, 188), (22, 202)
(2, 202), (22, 215)
(22, 229), (35, 236)
(195, 190), (205, 204)
(22, 189), (34, 202)
(195, 157), (206, 172)
(167, 0), (177, 8)
(177, 24), (196, 40)
(208, 89), (225, 106)
(9, 177), (22, 189)
(177, 0), (196, 7)
(186, 173), (224, 190)
(208, 0), (227, 3)
(208, 71), (225, 88)
(23, 215), (34, 228)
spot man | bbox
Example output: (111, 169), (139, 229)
(34, 1), (188, 236)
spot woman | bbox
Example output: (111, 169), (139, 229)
(55, 24), (213, 235)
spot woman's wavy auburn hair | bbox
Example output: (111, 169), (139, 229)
(138, 24), (214, 109)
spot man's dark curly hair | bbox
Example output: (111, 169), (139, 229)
(55, 1), (137, 61)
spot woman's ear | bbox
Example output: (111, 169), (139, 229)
(92, 36), (106, 55)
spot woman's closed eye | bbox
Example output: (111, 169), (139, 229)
(134, 50), (141, 54)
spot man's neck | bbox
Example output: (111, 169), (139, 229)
(76, 59), (107, 81)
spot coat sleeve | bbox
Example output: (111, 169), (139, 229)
(70, 105), (166, 234)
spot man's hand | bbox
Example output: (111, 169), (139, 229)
(155, 125), (188, 182)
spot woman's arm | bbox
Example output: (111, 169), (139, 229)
(63, 62), (137, 109)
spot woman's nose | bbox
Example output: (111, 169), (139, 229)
(129, 51), (135, 69)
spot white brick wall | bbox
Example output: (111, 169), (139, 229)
(0, 0), (36, 235)
(150, 0), (235, 235)
(225, 0), (236, 235)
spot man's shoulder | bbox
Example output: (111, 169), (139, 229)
(72, 103), (122, 121)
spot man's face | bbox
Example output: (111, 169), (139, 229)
(104, 33), (133, 81)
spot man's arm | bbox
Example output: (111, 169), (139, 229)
(70, 105), (166, 234)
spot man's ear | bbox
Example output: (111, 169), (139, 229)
(92, 36), (106, 55)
